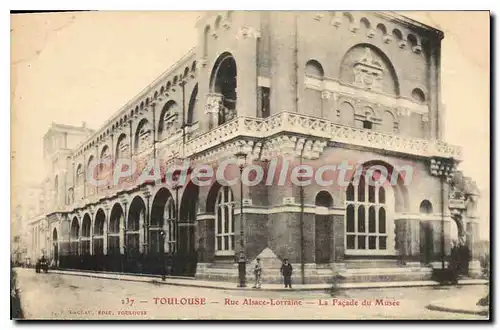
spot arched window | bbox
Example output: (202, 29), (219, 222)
(412, 88), (426, 104)
(204, 25), (210, 57)
(134, 119), (152, 153)
(339, 102), (355, 126)
(215, 186), (235, 252)
(419, 200), (433, 214)
(209, 53), (237, 126)
(67, 188), (74, 205)
(158, 101), (179, 140)
(187, 84), (198, 125)
(345, 170), (388, 252)
(87, 155), (95, 196)
(115, 133), (129, 161)
(165, 198), (176, 253)
(305, 60), (324, 78)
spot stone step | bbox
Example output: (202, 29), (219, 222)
(343, 259), (402, 269)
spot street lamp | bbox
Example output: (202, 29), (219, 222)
(173, 173), (183, 275)
(235, 151), (247, 287)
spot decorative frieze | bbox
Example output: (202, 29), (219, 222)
(331, 17), (342, 27)
(383, 34), (393, 44)
(238, 26), (261, 39)
(321, 90), (332, 100)
(412, 45), (422, 54)
(314, 14), (324, 21)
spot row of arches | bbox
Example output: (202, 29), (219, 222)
(333, 12), (423, 49)
(70, 85), (198, 199)
(57, 161), (441, 270)
(76, 59), (197, 157)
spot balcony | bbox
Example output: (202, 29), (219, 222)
(184, 111), (462, 160)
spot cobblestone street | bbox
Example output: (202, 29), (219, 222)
(14, 268), (488, 320)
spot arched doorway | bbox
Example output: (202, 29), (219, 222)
(81, 214), (92, 269)
(94, 209), (106, 255)
(108, 204), (123, 256)
(178, 181), (200, 276)
(147, 188), (175, 275)
(419, 200), (434, 264)
(315, 191), (333, 264)
(150, 188), (174, 255)
(81, 214), (91, 255)
(126, 196), (145, 273)
(52, 228), (58, 267)
(70, 217), (80, 256)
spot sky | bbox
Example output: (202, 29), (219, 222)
(11, 11), (490, 239)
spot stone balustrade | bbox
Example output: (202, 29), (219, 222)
(184, 111), (462, 160)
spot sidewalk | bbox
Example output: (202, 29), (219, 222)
(426, 295), (490, 317)
(43, 268), (488, 292)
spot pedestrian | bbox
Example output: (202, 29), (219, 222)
(280, 258), (293, 288)
(253, 258), (262, 289)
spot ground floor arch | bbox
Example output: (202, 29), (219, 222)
(69, 217), (80, 256)
(128, 196), (146, 255)
(315, 191), (334, 264)
(52, 228), (59, 265)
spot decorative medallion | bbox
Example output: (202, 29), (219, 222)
(353, 47), (384, 92)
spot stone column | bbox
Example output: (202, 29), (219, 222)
(139, 208), (145, 254)
(89, 212), (94, 255)
(103, 208), (109, 255)
(120, 201), (127, 255)
(466, 220), (482, 278)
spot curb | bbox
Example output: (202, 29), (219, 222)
(44, 269), (489, 292)
(426, 303), (489, 317)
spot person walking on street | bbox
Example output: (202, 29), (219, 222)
(253, 258), (262, 289)
(280, 258), (293, 288)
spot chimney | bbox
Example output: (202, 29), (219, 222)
(82, 121), (87, 128)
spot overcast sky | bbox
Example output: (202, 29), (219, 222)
(11, 11), (490, 239)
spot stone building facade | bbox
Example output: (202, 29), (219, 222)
(26, 11), (482, 283)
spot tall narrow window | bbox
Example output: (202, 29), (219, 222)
(165, 198), (176, 253)
(259, 86), (270, 118)
(215, 186), (235, 252)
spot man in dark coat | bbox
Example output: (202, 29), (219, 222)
(280, 258), (293, 288)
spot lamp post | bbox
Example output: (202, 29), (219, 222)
(173, 174), (183, 275)
(235, 151), (247, 287)
(430, 157), (456, 271)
